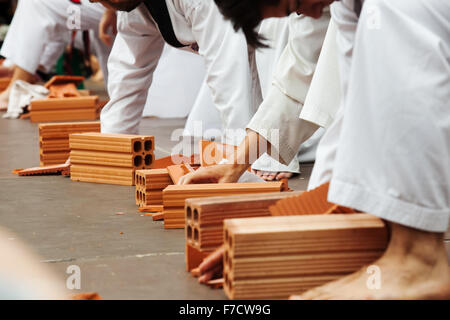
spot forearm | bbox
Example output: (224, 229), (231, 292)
(228, 129), (272, 176)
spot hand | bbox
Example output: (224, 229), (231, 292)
(178, 164), (248, 185)
(99, 9), (117, 46)
(198, 246), (225, 284)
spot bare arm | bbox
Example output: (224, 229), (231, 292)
(98, 9), (117, 47)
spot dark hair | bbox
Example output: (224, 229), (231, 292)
(214, 0), (280, 48)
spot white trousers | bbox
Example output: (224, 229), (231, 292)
(0, 0), (109, 80)
(313, 0), (450, 232)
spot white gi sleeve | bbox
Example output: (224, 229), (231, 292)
(101, 5), (165, 134)
(300, 19), (340, 129)
(182, 1), (255, 140)
(247, 12), (330, 165)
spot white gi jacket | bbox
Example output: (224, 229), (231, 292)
(246, 11), (331, 165)
(101, 0), (256, 138)
(313, 0), (450, 232)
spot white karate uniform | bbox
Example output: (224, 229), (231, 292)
(256, 17), (291, 98)
(142, 44), (205, 118)
(0, 0), (109, 80)
(101, 0), (256, 139)
(313, 0), (450, 232)
(250, 15), (300, 173)
(182, 16), (291, 156)
(247, 12), (330, 165)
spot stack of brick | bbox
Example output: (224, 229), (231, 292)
(39, 121), (100, 166)
(29, 75), (100, 122)
(134, 156), (200, 211)
(69, 133), (154, 186)
(135, 169), (172, 207)
(185, 192), (303, 253)
(222, 214), (388, 300)
(30, 96), (99, 123)
(163, 182), (286, 229)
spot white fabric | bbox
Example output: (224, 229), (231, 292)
(183, 79), (222, 138)
(308, 1), (358, 189)
(255, 16), (291, 98)
(238, 170), (266, 183)
(102, 0), (256, 138)
(2, 81), (48, 119)
(250, 15), (299, 174)
(315, 0), (450, 232)
(142, 45), (206, 118)
(0, 0), (109, 78)
(297, 127), (325, 163)
(300, 19), (341, 129)
(247, 12), (330, 165)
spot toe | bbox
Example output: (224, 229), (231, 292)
(276, 172), (294, 180)
(266, 173), (277, 181)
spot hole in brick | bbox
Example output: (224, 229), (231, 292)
(133, 141), (142, 152)
(224, 230), (229, 244)
(143, 178), (146, 186)
(194, 228), (199, 243)
(134, 155), (142, 167)
(144, 154), (153, 166)
(187, 225), (192, 240)
(226, 275), (232, 291)
(193, 209), (199, 223)
(228, 255), (232, 269)
(224, 272), (228, 288)
(228, 235), (233, 249)
(144, 140), (152, 151)
(186, 207), (192, 220)
(224, 250), (228, 267)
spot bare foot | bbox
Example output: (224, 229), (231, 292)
(252, 169), (294, 181)
(290, 222), (450, 300)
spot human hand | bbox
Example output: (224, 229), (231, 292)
(198, 246), (225, 284)
(178, 164), (248, 185)
(99, 9), (117, 46)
